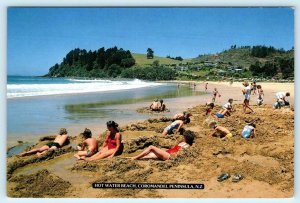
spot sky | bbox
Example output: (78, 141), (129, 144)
(8, 7), (294, 76)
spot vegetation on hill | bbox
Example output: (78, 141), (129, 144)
(45, 45), (294, 81)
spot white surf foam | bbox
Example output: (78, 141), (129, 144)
(7, 79), (162, 98)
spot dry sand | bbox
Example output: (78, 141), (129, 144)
(7, 81), (294, 198)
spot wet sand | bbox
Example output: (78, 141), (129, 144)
(7, 81), (294, 198)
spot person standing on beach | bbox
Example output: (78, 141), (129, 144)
(242, 82), (254, 114)
(205, 82), (208, 92)
(85, 121), (123, 161)
(74, 128), (98, 160)
(252, 81), (257, 95)
(257, 85), (264, 106)
(212, 88), (221, 102)
(18, 128), (69, 157)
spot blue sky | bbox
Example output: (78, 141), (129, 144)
(8, 7), (294, 76)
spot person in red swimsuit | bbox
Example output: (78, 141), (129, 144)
(128, 130), (195, 161)
(86, 121), (123, 161)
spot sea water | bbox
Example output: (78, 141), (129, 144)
(7, 76), (202, 144)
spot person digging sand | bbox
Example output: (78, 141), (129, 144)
(162, 118), (190, 135)
(208, 121), (233, 139)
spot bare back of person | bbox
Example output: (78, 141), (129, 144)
(216, 126), (230, 136)
(53, 134), (69, 147)
(85, 137), (98, 152)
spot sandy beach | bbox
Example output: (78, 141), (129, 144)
(7, 81), (294, 198)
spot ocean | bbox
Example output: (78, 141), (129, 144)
(7, 76), (202, 146)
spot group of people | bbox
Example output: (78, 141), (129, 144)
(18, 81), (291, 162)
(18, 112), (194, 161)
(149, 98), (166, 111)
(204, 80), (291, 140)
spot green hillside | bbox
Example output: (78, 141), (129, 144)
(132, 53), (191, 66)
(192, 46), (294, 69)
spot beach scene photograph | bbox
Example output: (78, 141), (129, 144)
(7, 7), (294, 198)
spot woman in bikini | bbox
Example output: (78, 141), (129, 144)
(85, 121), (123, 161)
(129, 130), (195, 161)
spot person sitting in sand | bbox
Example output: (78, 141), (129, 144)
(172, 111), (192, 121)
(241, 123), (256, 138)
(160, 99), (166, 111)
(242, 82), (254, 114)
(150, 99), (161, 111)
(128, 130), (195, 161)
(209, 121), (233, 139)
(18, 128), (69, 157)
(85, 121), (123, 161)
(74, 128), (98, 160)
(205, 102), (215, 116)
(222, 98), (234, 112)
(163, 118), (190, 135)
(257, 85), (264, 106)
(212, 88), (221, 102)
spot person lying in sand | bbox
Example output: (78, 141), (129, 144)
(241, 123), (256, 138)
(209, 121), (232, 139)
(74, 128), (98, 160)
(128, 130), (195, 161)
(212, 109), (230, 119)
(172, 111), (192, 121)
(162, 118), (190, 135)
(85, 121), (123, 161)
(18, 128), (69, 157)
(242, 81), (254, 114)
(150, 99), (161, 111)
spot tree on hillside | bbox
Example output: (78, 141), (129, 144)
(147, 48), (154, 59)
(152, 60), (160, 67)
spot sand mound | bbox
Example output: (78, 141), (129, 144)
(136, 107), (170, 114)
(8, 169), (71, 197)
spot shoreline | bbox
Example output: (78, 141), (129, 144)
(7, 80), (294, 148)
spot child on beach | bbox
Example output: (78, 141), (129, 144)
(205, 82), (208, 92)
(18, 128), (69, 157)
(208, 121), (233, 139)
(222, 98), (234, 112)
(241, 123), (256, 138)
(257, 85), (264, 106)
(242, 82), (254, 114)
(163, 118), (190, 135)
(74, 128), (98, 160)
(252, 81), (257, 95)
(85, 121), (123, 161)
(128, 130), (195, 161)
(212, 88), (221, 102)
(212, 109), (230, 119)
(274, 92), (290, 109)
(205, 102), (215, 115)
